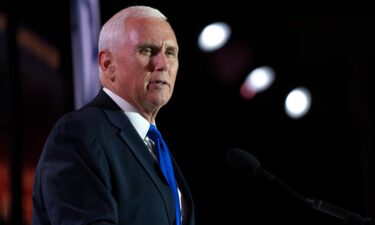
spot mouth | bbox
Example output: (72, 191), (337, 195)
(148, 79), (169, 89)
(150, 79), (167, 85)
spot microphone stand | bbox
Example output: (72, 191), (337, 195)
(257, 167), (375, 225)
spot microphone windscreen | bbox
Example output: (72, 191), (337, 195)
(226, 148), (261, 176)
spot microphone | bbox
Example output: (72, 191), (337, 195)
(226, 148), (374, 225)
(226, 147), (275, 182)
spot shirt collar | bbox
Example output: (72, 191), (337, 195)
(103, 87), (150, 139)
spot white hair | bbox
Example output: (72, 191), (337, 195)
(98, 5), (167, 52)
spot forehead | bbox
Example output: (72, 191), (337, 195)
(125, 17), (178, 47)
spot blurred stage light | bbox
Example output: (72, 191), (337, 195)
(240, 66), (275, 99)
(284, 87), (311, 119)
(198, 22), (231, 52)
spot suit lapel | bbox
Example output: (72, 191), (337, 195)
(171, 156), (195, 225)
(106, 109), (175, 224)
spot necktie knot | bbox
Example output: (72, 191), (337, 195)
(147, 124), (161, 143)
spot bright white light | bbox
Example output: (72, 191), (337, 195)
(285, 87), (312, 119)
(247, 66), (275, 92)
(240, 66), (275, 99)
(198, 22), (231, 52)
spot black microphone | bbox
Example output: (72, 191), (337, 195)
(226, 147), (275, 181)
(226, 148), (374, 225)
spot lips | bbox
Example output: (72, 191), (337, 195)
(148, 79), (169, 90)
(149, 79), (168, 86)
(150, 79), (167, 85)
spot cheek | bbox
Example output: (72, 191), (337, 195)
(170, 68), (178, 86)
(171, 75), (177, 87)
(172, 64), (179, 79)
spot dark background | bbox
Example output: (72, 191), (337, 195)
(0, 0), (374, 225)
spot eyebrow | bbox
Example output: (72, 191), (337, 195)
(138, 42), (178, 52)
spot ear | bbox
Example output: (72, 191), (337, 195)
(99, 50), (115, 78)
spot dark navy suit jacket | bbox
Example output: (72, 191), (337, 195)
(32, 90), (195, 225)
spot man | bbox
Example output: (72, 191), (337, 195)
(32, 5), (195, 225)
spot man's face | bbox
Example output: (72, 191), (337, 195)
(112, 17), (179, 114)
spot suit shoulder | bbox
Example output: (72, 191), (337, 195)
(53, 105), (107, 131)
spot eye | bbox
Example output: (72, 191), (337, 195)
(139, 47), (152, 56)
(165, 48), (177, 57)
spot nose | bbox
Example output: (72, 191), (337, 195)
(153, 52), (168, 71)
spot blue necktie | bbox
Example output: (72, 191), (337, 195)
(147, 124), (181, 225)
